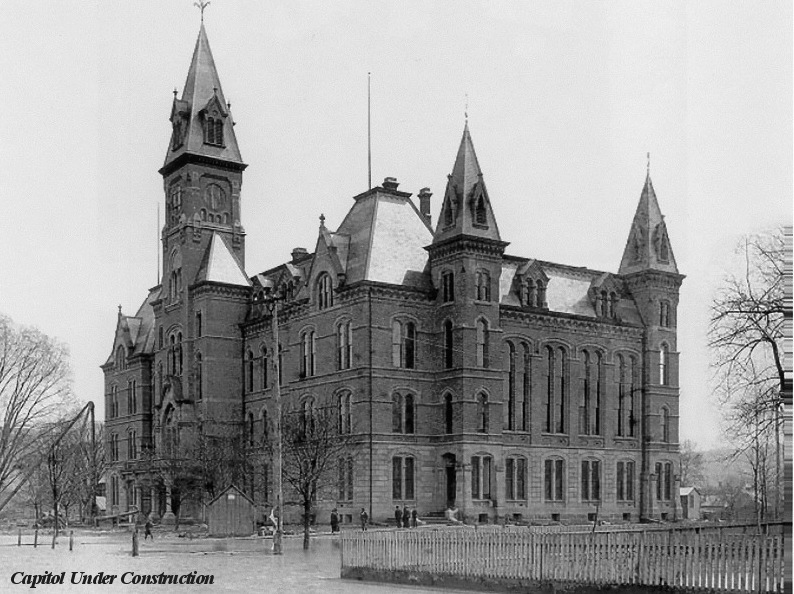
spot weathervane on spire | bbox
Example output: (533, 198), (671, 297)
(647, 152), (650, 175)
(464, 93), (469, 125)
(194, 1), (210, 22)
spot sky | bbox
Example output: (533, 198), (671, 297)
(0, 1), (790, 449)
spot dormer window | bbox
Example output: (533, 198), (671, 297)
(474, 195), (487, 226)
(317, 273), (333, 310)
(204, 115), (224, 146)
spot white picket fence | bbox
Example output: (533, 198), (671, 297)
(341, 524), (786, 592)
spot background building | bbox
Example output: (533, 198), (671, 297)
(104, 23), (682, 525)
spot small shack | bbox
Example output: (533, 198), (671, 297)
(679, 486), (702, 520)
(207, 485), (255, 537)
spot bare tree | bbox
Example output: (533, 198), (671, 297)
(678, 440), (705, 487)
(0, 315), (73, 515)
(267, 402), (354, 549)
(709, 229), (786, 520)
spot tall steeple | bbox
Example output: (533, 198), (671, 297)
(161, 23), (245, 176)
(618, 171), (678, 275)
(432, 124), (502, 245)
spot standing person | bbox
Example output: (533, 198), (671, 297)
(330, 508), (339, 534)
(394, 505), (403, 528)
(360, 508), (368, 531)
(402, 506), (410, 529)
(144, 515), (153, 540)
(411, 508), (418, 528)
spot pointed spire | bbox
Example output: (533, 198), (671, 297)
(618, 167), (679, 275)
(432, 124), (502, 245)
(161, 23), (245, 174)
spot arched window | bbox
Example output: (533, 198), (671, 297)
(392, 456), (415, 500)
(156, 363), (163, 406)
(246, 349), (255, 392)
(525, 279), (536, 307)
(476, 319), (489, 367)
(521, 343), (531, 431)
(581, 459), (601, 501)
(391, 320), (416, 369)
(609, 292), (618, 318)
(170, 250), (182, 302)
(536, 280), (546, 308)
(616, 460), (635, 501)
(581, 351), (592, 435)
(338, 391), (352, 434)
(442, 271), (455, 302)
(661, 407), (670, 443)
(617, 354), (627, 436)
(260, 346), (268, 389)
(205, 116), (224, 146)
(600, 290), (609, 318)
(659, 301), (670, 327)
(176, 332), (183, 375)
(116, 346), (126, 370)
(477, 393), (489, 433)
(195, 352), (203, 400)
(475, 269), (491, 301)
(302, 398), (316, 436)
(110, 385), (119, 419)
(248, 413), (255, 447)
(546, 346), (567, 433)
(392, 393), (403, 433)
(338, 321), (353, 370)
(655, 461), (673, 501)
(317, 274), (333, 310)
(471, 455), (493, 499)
(444, 393), (453, 434)
(195, 311), (202, 337)
(301, 331), (316, 377)
(338, 457), (354, 501)
(544, 457), (564, 501)
(128, 429), (137, 460)
(444, 198), (454, 226)
(506, 342), (516, 430)
(475, 196), (487, 226)
(128, 379), (137, 415)
(110, 433), (119, 462)
(444, 320), (454, 369)
(404, 393), (414, 434)
(659, 233), (670, 262)
(628, 356), (636, 436)
(659, 344), (669, 386)
(505, 456), (527, 500)
(261, 408), (269, 441)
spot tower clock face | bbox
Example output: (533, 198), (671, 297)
(204, 183), (227, 211)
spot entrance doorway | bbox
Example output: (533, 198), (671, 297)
(442, 453), (456, 507)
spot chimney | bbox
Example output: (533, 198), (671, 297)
(382, 177), (399, 191)
(418, 187), (432, 225)
(291, 247), (308, 263)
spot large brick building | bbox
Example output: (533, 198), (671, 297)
(103, 23), (683, 525)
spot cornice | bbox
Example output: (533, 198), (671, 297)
(500, 306), (645, 338)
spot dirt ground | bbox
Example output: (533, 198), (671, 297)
(0, 528), (469, 593)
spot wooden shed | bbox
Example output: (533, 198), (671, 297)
(207, 485), (255, 536)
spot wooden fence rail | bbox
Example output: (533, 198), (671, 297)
(341, 524), (786, 593)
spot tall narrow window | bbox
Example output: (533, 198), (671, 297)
(475, 269), (491, 301)
(581, 351), (591, 435)
(248, 413), (255, 447)
(444, 321), (454, 369)
(525, 279), (536, 307)
(476, 319), (489, 367)
(661, 407), (670, 443)
(444, 394), (453, 434)
(442, 271), (455, 302)
(521, 344), (531, 431)
(404, 393), (415, 434)
(617, 460), (635, 501)
(260, 346), (268, 389)
(392, 456), (415, 500)
(392, 393), (403, 433)
(659, 344), (669, 385)
(505, 457), (527, 500)
(338, 392), (352, 434)
(301, 331), (316, 377)
(581, 460), (601, 501)
(545, 347), (554, 432)
(392, 321), (402, 367)
(317, 274), (333, 310)
(628, 356), (636, 437)
(129, 430), (137, 459)
(475, 196), (487, 225)
(544, 458), (564, 501)
(617, 354), (627, 436)
(128, 379), (137, 415)
(404, 322), (415, 369)
(246, 350), (255, 392)
(195, 311), (202, 337)
(555, 348), (567, 433)
(338, 321), (352, 370)
(477, 393), (489, 433)
(195, 353), (203, 400)
(471, 456), (494, 499)
(536, 280), (546, 308)
(506, 342), (516, 430)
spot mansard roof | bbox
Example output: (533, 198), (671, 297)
(161, 23), (244, 174)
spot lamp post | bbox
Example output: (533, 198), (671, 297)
(261, 279), (284, 555)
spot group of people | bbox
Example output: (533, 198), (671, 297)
(394, 505), (419, 528)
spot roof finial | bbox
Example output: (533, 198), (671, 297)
(464, 93), (469, 126)
(117, 304), (122, 318)
(647, 152), (650, 176)
(319, 213), (326, 228)
(194, 1), (210, 22)
(173, 87), (178, 99)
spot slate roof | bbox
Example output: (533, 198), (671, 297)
(162, 23), (244, 171)
(105, 286), (159, 364)
(195, 232), (250, 287)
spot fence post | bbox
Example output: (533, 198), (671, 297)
(51, 532), (56, 549)
(34, 528), (38, 548)
(17, 529), (21, 547)
(131, 529), (139, 557)
(69, 530), (74, 552)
